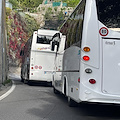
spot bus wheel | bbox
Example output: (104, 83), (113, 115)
(21, 76), (24, 82)
(68, 96), (77, 107)
(64, 79), (66, 96)
(24, 72), (28, 84)
(23, 79), (28, 84)
(53, 87), (60, 94)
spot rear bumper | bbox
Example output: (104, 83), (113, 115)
(29, 71), (52, 82)
(28, 78), (52, 82)
(79, 83), (120, 104)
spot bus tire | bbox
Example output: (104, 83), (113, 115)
(24, 71), (28, 84)
(64, 79), (66, 96)
(21, 76), (24, 82)
(68, 96), (77, 107)
(53, 87), (60, 94)
(23, 79), (28, 84)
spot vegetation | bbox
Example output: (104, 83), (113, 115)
(66, 0), (80, 7)
(55, 0), (80, 7)
(6, 9), (39, 65)
(9, 0), (80, 9)
(23, 14), (39, 36)
(57, 11), (65, 20)
(6, 0), (80, 65)
(9, 0), (43, 9)
(44, 11), (52, 20)
(3, 79), (12, 86)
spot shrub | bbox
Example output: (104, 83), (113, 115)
(6, 7), (12, 16)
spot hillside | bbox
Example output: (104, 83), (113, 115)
(9, 0), (80, 9)
(6, 0), (80, 66)
(6, 8), (39, 66)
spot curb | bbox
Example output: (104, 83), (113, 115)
(0, 81), (16, 101)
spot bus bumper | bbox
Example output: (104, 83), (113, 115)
(79, 83), (120, 104)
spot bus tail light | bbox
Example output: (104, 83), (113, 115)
(89, 79), (96, 84)
(83, 47), (90, 52)
(31, 67), (34, 69)
(78, 77), (80, 83)
(83, 56), (90, 61)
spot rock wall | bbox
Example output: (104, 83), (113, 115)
(6, 11), (39, 66)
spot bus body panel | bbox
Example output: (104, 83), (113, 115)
(30, 51), (55, 81)
(79, 0), (101, 101)
(79, 82), (120, 103)
(21, 29), (60, 82)
(53, 52), (63, 92)
(63, 46), (80, 101)
(81, 0), (99, 69)
(54, 46), (80, 102)
(102, 39), (120, 95)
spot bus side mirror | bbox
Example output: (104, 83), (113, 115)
(51, 41), (55, 51)
(20, 50), (24, 56)
(51, 32), (60, 51)
(51, 41), (59, 51)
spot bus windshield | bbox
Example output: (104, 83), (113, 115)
(37, 35), (53, 44)
(96, 0), (120, 29)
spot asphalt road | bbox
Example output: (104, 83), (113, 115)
(0, 71), (120, 120)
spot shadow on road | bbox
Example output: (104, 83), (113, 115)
(12, 77), (120, 119)
(28, 81), (52, 87)
(77, 103), (120, 119)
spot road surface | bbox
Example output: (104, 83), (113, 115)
(0, 67), (120, 120)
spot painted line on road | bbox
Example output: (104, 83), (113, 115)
(0, 81), (16, 101)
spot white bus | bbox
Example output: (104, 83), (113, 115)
(20, 29), (60, 84)
(52, 0), (120, 106)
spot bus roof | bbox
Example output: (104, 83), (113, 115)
(37, 29), (60, 36)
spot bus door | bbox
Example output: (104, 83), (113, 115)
(102, 38), (120, 95)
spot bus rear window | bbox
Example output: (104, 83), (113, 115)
(37, 35), (52, 44)
(96, 0), (120, 28)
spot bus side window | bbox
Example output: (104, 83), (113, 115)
(37, 36), (44, 43)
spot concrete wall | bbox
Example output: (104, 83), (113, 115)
(0, 0), (8, 84)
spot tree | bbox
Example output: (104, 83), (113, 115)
(67, 0), (80, 7)
(9, 0), (44, 9)
(9, 0), (19, 9)
(57, 11), (64, 20)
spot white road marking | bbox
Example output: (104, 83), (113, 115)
(0, 81), (16, 101)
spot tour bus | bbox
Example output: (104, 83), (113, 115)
(20, 29), (61, 84)
(52, 0), (120, 106)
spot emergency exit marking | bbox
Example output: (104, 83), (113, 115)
(99, 27), (109, 36)
(39, 66), (42, 69)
